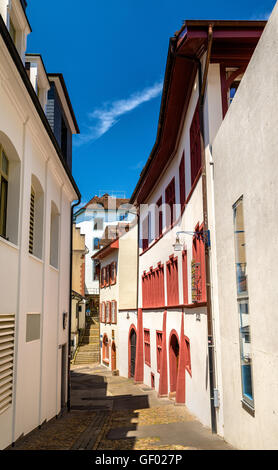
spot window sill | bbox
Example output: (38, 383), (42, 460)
(29, 253), (44, 264)
(0, 236), (19, 251)
(49, 264), (59, 272)
(241, 399), (255, 417)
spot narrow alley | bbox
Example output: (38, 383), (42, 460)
(10, 365), (232, 451)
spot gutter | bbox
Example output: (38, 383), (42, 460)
(197, 24), (217, 434)
(67, 196), (81, 412)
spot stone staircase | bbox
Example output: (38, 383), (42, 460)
(74, 317), (100, 365)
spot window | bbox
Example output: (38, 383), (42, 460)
(156, 331), (163, 373)
(105, 302), (111, 324)
(93, 238), (100, 250)
(93, 260), (100, 281)
(100, 302), (106, 323)
(179, 153), (186, 211)
(111, 300), (117, 324)
(110, 262), (117, 285)
(0, 147), (9, 239)
(165, 178), (176, 228)
(190, 104), (202, 186)
(166, 256), (179, 306)
(102, 334), (109, 363)
(156, 197), (163, 239)
(29, 175), (44, 259)
(0, 139), (20, 245)
(119, 213), (128, 221)
(191, 225), (206, 303)
(94, 218), (104, 230)
(233, 197), (254, 409)
(182, 250), (189, 305)
(9, 20), (16, 45)
(142, 264), (165, 308)
(50, 201), (60, 269)
(142, 216), (149, 251)
(0, 314), (15, 414)
(144, 329), (151, 366)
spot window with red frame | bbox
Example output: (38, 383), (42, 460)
(179, 153), (186, 211)
(110, 262), (117, 285)
(165, 178), (176, 228)
(111, 300), (117, 324)
(182, 250), (189, 305)
(144, 329), (151, 366)
(156, 197), (163, 239)
(101, 302), (106, 323)
(190, 104), (202, 186)
(105, 302), (111, 324)
(192, 225), (206, 303)
(185, 337), (192, 376)
(102, 335), (109, 363)
(142, 264), (165, 308)
(106, 264), (110, 286)
(156, 331), (163, 372)
(166, 256), (179, 306)
(142, 216), (149, 251)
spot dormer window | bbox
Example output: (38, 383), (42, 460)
(6, 0), (31, 61)
(25, 55), (50, 112)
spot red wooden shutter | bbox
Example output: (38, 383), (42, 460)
(179, 153), (186, 210)
(190, 103), (201, 186)
(165, 178), (176, 227)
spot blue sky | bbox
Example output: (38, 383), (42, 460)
(26, 0), (275, 204)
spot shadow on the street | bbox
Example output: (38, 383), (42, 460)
(70, 369), (150, 449)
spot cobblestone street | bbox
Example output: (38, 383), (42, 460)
(10, 365), (233, 451)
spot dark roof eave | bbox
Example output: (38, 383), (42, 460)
(0, 15), (81, 200)
(130, 19), (267, 205)
(48, 73), (80, 134)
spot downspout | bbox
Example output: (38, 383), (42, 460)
(67, 196), (81, 412)
(198, 24), (217, 434)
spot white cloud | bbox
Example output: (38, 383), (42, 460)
(250, 11), (271, 20)
(74, 80), (163, 146)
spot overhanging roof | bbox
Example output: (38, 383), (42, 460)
(92, 239), (119, 260)
(130, 20), (266, 205)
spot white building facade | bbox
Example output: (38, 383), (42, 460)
(0, 0), (80, 449)
(212, 4), (278, 450)
(74, 195), (135, 314)
(94, 224), (138, 377)
(129, 19), (265, 434)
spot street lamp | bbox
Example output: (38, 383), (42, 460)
(173, 230), (211, 251)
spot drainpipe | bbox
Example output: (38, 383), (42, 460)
(67, 196), (81, 412)
(197, 24), (217, 434)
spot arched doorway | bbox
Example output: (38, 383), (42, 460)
(169, 331), (180, 393)
(111, 342), (116, 371)
(129, 327), (137, 378)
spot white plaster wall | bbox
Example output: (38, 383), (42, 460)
(117, 310), (138, 378)
(76, 209), (135, 296)
(212, 3), (278, 449)
(0, 30), (77, 448)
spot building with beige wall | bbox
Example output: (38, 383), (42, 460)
(212, 3), (278, 450)
(93, 223), (138, 376)
(71, 224), (87, 357)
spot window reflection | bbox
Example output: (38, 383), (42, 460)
(233, 197), (254, 408)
